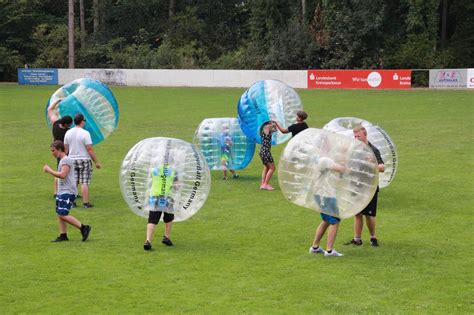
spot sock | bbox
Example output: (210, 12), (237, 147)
(312, 246), (319, 250)
(370, 236), (377, 240)
(60, 233), (67, 238)
(327, 250), (332, 253)
(354, 237), (361, 242)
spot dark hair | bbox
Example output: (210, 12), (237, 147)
(51, 140), (65, 152)
(60, 115), (72, 125)
(74, 113), (85, 125)
(297, 111), (308, 121)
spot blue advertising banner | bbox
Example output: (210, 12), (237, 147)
(18, 68), (58, 85)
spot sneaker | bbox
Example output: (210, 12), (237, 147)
(309, 246), (325, 254)
(344, 239), (363, 246)
(80, 225), (91, 241)
(51, 235), (69, 242)
(144, 240), (152, 251)
(370, 238), (379, 247)
(83, 203), (94, 209)
(222, 176), (228, 180)
(324, 249), (344, 257)
(232, 174), (239, 179)
(162, 236), (173, 246)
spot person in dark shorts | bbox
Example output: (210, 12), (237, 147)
(43, 141), (91, 242)
(345, 126), (385, 247)
(143, 166), (179, 251)
(47, 99), (73, 196)
(259, 121), (277, 190)
(273, 110), (309, 137)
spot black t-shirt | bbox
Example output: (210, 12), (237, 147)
(287, 122), (308, 137)
(52, 121), (69, 142)
(368, 142), (384, 165)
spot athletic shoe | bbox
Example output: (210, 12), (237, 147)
(309, 246), (325, 254)
(162, 236), (173, 246)
(80, 225), (91, 241)
(344, 239), (363, 246)
(83, 203), (94, 209)
(324, 249), (344, 257)
(51, 235), (69, 242)
(233, 174), (239, 179)
(370, 238), (379, 247)
(222, 176), (228, 180)
(144, 240), (152, 251)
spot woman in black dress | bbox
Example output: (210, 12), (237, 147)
(259, 121), (277, 190)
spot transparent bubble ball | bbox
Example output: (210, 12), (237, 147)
(323, 117), (398, 188)
(45, 78), (119, 145)
(193, 117), (255, 170)
(237, 80), (303, 145)
(278, 128), (379, 219)
(119, 137), (211, 222)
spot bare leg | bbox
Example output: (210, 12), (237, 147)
(59, 215), (82, 229)
(261, 165), (268, 186)
(312, 221), (329, 248)
(223, 169), (228, 178)
(81, 184), (90, 203)
(326, 223), (339, 251)
(263, 163), (275, 185)
(164, 222), (172, 239)
(354, 214), (363, 240)
(366, 216), (376, 239)
(58, 217), (67, 233)
(146, 223), (156, 242)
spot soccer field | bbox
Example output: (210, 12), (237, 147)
(0, 84), (472, 313)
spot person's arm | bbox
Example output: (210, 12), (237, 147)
(273, 120), (289, 133)
(47, 99), (62, 124)
(378, 163), (385, 173)
(43, 164), (70, 179)
(86, 144), (101, 169)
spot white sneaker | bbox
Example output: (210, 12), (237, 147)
(309, 246), (325, 254)
(324, 249), (344, 257)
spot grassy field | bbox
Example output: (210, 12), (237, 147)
(0, 84), (473, 313)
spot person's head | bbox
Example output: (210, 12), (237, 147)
(74, 113), (86, 126)
(353, 126), (368, 143)
(59, 115), (72, 127)
(296, 111), (308, 122)
(50, 140), (65, 158)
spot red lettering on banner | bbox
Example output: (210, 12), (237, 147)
(307, 70), (412, 89)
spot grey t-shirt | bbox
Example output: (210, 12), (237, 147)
(58, 156), (78, 195)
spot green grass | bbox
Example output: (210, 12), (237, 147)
(0, 84), (473, 313)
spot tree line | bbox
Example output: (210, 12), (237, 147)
(1, 0), (472, 81)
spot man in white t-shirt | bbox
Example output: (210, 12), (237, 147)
(64, 113), (101, 208)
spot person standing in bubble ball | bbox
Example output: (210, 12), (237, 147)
(220, 125), (239, 180)
(143, 166), (179, 251)
(309, 136), (346, 257)
(345, 126), (385, 247)
(273, 110), (309, 138)
(259, 121), (277, 190)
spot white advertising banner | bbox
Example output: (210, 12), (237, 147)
(429, 69), (468, 88)
(467, 69), (474, 89)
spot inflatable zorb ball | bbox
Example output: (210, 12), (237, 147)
(278, 129), (379, 219)
(45, 78), (119, 145)
(193, 118), (255, 170)
(323, 117), (398, 188)
(237, 80), (303, 145)
(119, 137), (211, 222)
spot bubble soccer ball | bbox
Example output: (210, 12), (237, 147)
(278, 128), (379, 219)
(323, 117), (398, 188)
(45, 78), (119, 145)
(237, 80), (303, 145)
(119, 137), (211, 222)
(193, 118), (255, 170)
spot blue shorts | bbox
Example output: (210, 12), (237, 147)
(55, 193), (76, 216)
(320, 213), (341, 225)
(315, 195), (340, 225)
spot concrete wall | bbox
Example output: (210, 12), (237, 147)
(58, 69), (307, 88)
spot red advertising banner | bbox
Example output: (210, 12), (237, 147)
(307, 70), (412, 89)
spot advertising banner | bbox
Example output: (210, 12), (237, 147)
(18, 68), (58, 85)
(467, 69), (474, 89)
(307, 70), (411, 89)
(429, 69), (467, 88)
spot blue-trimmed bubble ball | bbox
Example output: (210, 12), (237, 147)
(119, 137), (211, 222)
(45, 78), (119, 145)
(237, 80), (303, 145)
(193, 118), (255, 171)
(278, 128), (379, 219)
(323, 117), (398, 188)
